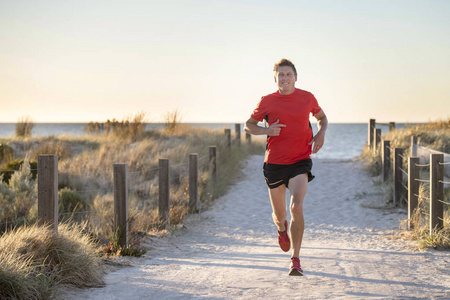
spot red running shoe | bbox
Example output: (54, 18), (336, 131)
(289, 257), (303, 276)
(278, 220), (290, 252)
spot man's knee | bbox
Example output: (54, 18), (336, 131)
(272, 211), (286, 223)
(290, 202), (303, 219)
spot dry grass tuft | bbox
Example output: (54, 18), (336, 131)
(15, 116), (34, 138)
(29, 137), (73, 161)
(0, 223), (103, 299)
(163, 109), (183, 132)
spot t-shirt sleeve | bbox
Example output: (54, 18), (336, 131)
(250, 97), (267, 122)
(310, 93), (322, 116)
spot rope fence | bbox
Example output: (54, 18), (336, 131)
(369, 119), (449, 232)
(415, 163), (430, 167)
(414, 179), (430, 183)
(400, 168), (408, 176)
(438, 199), (450, 205)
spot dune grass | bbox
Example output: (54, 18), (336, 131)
(0, 223), (103, 300)
(84, 112), (148, 142)
(360, 118), (450, 249)
(0, 119), (265, 298)
(15, 116), (34, 138)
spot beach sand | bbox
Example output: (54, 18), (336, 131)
(65, 156), (450, 299)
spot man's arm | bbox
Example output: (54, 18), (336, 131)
(245, 117), (286, 136)
(309, 109), (328, 154)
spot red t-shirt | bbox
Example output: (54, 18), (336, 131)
(251, 88), (322, 164)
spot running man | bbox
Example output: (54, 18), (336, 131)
(244, 58), (328, 276)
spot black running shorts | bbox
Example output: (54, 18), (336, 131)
(263, 158), (315, 189)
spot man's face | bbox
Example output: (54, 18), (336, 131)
(275, 66), (297, 95)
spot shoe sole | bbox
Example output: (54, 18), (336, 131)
(289, 269), (303, 276)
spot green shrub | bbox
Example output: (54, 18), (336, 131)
(0, 158), (37, 233)
(0, 159), (37, 185)
(58, 187), (89, 217)
(0, 143), (14, 164)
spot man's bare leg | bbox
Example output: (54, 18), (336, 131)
(287, 173), (308, 258)
(268, 185), (287, 232)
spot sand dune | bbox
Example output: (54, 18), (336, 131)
(65, 155), (450, 299)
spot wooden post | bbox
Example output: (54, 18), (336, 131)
(224, 128), (231, 149)
(368, 119), (375, 147)
(159, 158), (170, 228)
(235, 123), (241, 146)
(430, 154), (444, 233)
(389, 122), (396, 132)
(113, 163), (128, 248)
(373, 128), (381, 153)
(246, 133), (252, 144)
(393, 148), (404, 207)
(209, 146), (217, 178)
(408, 157), (419, 230)
(38, 155), (58, 233)
(411, 136), (418, 157)
(382, 140), (391, 182)
(189, 153), (198, 213)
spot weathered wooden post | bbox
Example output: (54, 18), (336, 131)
(38, 155), (58, 233)
(235, 123), (241, 146)
(382, 140), (391, 182)
(373, 128), (381, 153)
(411, 136), (418, 157)
(408, 157), (419, 229)
(393, 148), (404, 206)
(209, 146), (217, 178)
(113, 163), (128, 248)
(389, 122), (396, 132)
(368, 119), (375, 147)
(246, 133), (252, 144)
(430, 154), (444, 233)
(159, 158), (170, 228)
(224, 128), (231, 149)
(189, 153), (198, 213)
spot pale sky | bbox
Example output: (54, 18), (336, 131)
(1, 0), (449, 123)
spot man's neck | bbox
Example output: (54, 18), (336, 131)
(279, 88), (296, 95)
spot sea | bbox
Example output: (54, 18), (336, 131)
(0, 123), (404, 160)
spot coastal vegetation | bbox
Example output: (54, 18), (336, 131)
(0, 223), (103, 299)
(0, 113), (265, 299)
(15, 116), (34, 138)
(360, 118), (450, 249)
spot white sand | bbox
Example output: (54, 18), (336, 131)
(65, 156), (450, 299)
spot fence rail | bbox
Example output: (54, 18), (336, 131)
(368, 118), (396, 150)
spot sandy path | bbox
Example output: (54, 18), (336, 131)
(66, 156), (450, 299)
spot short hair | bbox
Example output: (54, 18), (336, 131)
(273, 59), (297, 76)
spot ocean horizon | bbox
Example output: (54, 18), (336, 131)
(0, 122), (408, 160)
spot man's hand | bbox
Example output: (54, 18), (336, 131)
(267, 119), (286, 136)
(309, 130), (325, 153)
